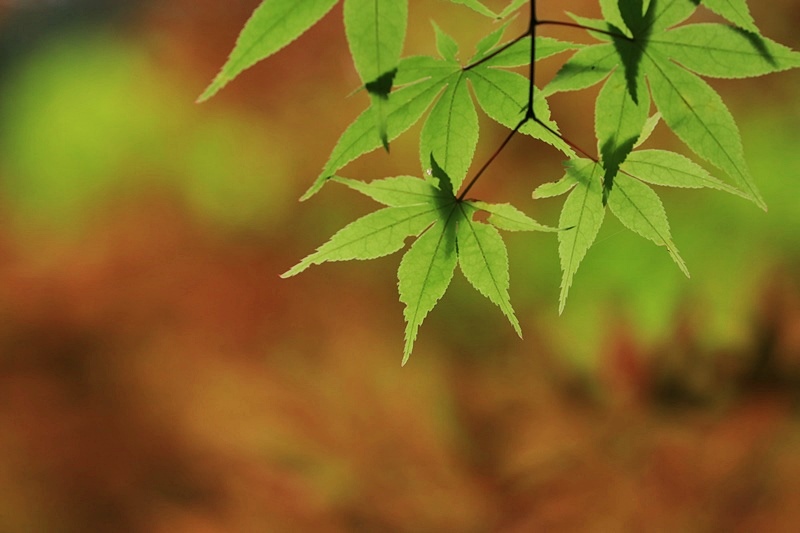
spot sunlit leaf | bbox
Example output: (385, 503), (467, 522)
(332, 175), (446, 206)
(606, 173), (689, 276)
(398, 208), (459, 364)
(432, 21), (459, 61)
(419, 73), (478, 190)
(281, 204), (437, 277)
(700, 0), (758, 32)
(344, 0), (408, 149)
(645, 53), (765, 208)
(456, 205), (521, 336)
(303, 76), (449, 200)
(469, 201), (558, 232)
(653, 24), (800, 78)
(621, 149), (745, 198)
(446, 0), (497, 18)
(468, 67), (573, 155)
(558, 160), (605, 314)
(199, 0), (339, 102)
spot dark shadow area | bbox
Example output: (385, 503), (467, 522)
(611, 0), (655, 104)
(364, 68), (398, 100)
(733, 26), (778, 66)
(600, 136), (638, 205)
(430, 153), (454, 197)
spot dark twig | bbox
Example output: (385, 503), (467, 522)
(458, 118), (526, 200)
(456, 0), (608, 198)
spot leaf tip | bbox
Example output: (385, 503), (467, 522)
(196, 74), (227, 104)
(300, 175), (331, 202)
(280, 264), (304, 279)
(401, 342), (412, 366)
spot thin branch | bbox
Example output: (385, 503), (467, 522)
(526, 0), (537, 118)
(462, 31), (530, 71)
(533, 118), (597, 162)
(458, 118), (526, 200)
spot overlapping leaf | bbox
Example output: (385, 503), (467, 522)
(284, 165), (553, 364)
(198, 0), (339, 102)
(344, 0), (408, 149)
(546, 0), (800, 209)
(205, 0), (800, 355)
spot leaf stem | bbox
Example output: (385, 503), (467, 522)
(462, 31), (529, 71)
(527, 0), (537, 118)
(458, 1), (609, 197)
(533, 118), (597, 162)
(458, 118), (526, 200)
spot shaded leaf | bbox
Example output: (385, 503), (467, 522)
(344, 0), (408, 150)
(595, 67), (650, 202)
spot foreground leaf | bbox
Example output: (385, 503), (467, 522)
(199, 0), (339, 102)
(621, 149), (745, 198)
(645, 53), (765, 208)
(344, 0), (408, 148)
(699, 0), (758, 32)
(456, 205), (521, 336)
(332, 175), (444, 206)
(399, 210), (458, 365)
(446, 0), (496, 18)
(558, 160), (605, 313)
(281, 204), (437, 277)
(606, 173), (689, 276)
(419, 73), (478, 190)
(468, 68), (574, 156)
(302, 76), (450, 200)
(653, 23), (800, 78)
(468, 201), (558, 232)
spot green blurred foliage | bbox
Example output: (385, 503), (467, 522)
(0, 30), (291, 235)
(0, 2), (798, 531)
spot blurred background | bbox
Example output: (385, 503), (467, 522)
(0, 0), (798, 531)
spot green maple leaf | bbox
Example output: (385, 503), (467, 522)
(344, 0), (408, 150)
(283, 160), (554, 364)
(444, 0), (527, 18)
(198, 0), (340, 102)
(546, 0), (800, 209)
(549, 145), (760, 311)
(305, 24), (582, 200)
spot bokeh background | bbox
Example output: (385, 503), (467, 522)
(0, 0), (799, 531)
